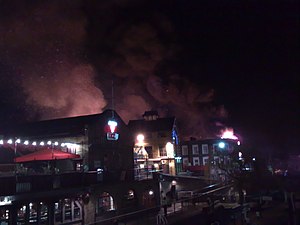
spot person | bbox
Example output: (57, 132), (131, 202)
(156, 210), (168, 225)
(162, 197), (168, 216)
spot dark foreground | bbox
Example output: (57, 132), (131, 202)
(172, 201), (299, 225)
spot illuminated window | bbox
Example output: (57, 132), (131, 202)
(202, 144), (209, 154)
(29, 202), (38, 223)
(202, 156), (209, 165)
(54, 199), (82, 223)
(193, 157), (200, 166)
(0, 208), (9, 223)
(40, 202), (48, 225)
(192, 145), (199, 154)
(17, 205), (26, 224)
(97, 192), (115, 215)
(182, 145), (188, 155)
(54, 201), (63, 223)
(64, 199), (72, 221)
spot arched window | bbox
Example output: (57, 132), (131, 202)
(98, 192), (115, 214)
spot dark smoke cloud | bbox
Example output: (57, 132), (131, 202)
(0, 0), (106, 120)
(84, 2), (228, 139)
(0, 0), (227, 139)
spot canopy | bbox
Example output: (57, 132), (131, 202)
(14, 148), (80, 163)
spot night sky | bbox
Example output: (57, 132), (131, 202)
(0, 0), (299, 156)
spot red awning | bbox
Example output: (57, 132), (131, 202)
(14, 148), (80, 163)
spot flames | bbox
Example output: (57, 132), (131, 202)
(221, 128), (238, 140)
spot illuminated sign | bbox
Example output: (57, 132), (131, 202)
(107, 132), (119, 141)
(108, 120), (118, 133)
(106, 119), (119, 140)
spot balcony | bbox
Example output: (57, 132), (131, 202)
(0, 171), (101, 196)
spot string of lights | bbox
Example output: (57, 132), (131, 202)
(0, 138), (79, 149)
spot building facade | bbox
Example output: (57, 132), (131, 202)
(0, 110), (160, 224)
(179, 138), (240, 181)
(128, 111), (180, 179)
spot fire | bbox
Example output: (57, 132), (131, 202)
(221, 128), (238, 140)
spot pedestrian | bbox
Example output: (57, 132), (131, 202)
(156, 210), (168, 225)
(162, 197), (168, 216)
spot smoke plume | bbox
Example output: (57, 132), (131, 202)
(0, 0), (227, 139)
(0, 0), (106, 120)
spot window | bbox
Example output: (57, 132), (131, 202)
(212, 144), (218, 154)
(181, 145), (188, 156)
(159, 146), (167, 157)
(0, 208), (9, 224)
(202, 144), (209, 154)
(29, 202), (38, 223)
(145, 146), (153, 158)
(73, 200), (82, 220)
(55, 198), (82, 223)
(193, 157), (200, 166)
(182, 158), (189, 166)
(214, 156), (220, 165)
(64, 199), (72, 221)
(97, 192), (115, 215)
(40, 202), (48, 225)
(17, 205), (26, 225)
(192, 145), (199, 154)
(202, 156), (209, 165)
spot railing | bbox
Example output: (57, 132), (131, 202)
(88, 183), (234, 225)
(0, 171), (101, 195)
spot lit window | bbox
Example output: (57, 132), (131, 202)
(97, 192), (115, 215)
(193, 157), (200, 166)
(202, 156), (209, 165)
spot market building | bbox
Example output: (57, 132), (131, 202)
(0, 110), (160, 224)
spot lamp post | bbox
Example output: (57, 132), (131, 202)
(14, 138), (21, 179)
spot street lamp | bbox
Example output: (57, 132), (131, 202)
(218, 142), (225, 149)
(136, 134), (145, 145)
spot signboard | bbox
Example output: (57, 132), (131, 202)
(107, 132), (119, 141)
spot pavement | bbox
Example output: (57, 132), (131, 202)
(98, 199), (300, 225)
(96, 190), (300, 225)
(246, 201), (299, 225)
